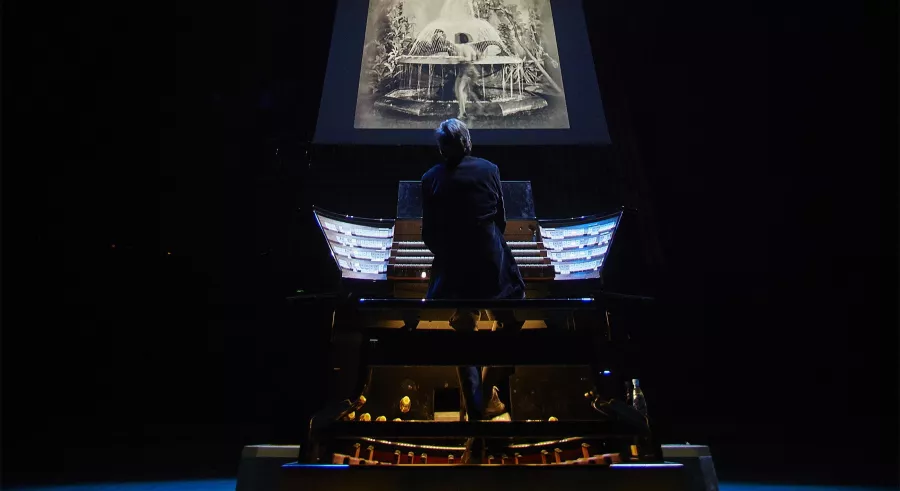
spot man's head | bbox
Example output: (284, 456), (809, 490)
(435, 118), (472, 161)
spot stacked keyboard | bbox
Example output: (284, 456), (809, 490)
(313, 208), (622, 283)
(387, 237), (555, 280)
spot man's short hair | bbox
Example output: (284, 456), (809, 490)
(435, 118), (472, 156)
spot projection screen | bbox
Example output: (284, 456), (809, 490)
(315, 0), (609, 145)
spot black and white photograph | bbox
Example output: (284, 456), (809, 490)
(355, 0), (570, 129)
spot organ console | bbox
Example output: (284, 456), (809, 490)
(282, 181), (684, 490)
(313, 181), (618, 286)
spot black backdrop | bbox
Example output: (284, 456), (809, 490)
(2, 0), (897, 487)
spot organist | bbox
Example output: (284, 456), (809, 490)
(421, 118), (525, 462)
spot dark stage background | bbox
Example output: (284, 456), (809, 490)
(2, 0), (897, 488)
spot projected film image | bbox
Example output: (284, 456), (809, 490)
(355, 0), (569, 129)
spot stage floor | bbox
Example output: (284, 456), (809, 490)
(3, 480), (896, 491)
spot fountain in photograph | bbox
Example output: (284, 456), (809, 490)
(375, 0), (549, 118)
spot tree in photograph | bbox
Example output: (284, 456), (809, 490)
(368, 2), (415, 93)
(475, 0), (562, 93)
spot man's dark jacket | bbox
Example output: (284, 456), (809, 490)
(421, 156), (525, 300)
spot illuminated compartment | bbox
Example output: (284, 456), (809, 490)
(314, 208), (396, 281)
(539, 215), (620, 281)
